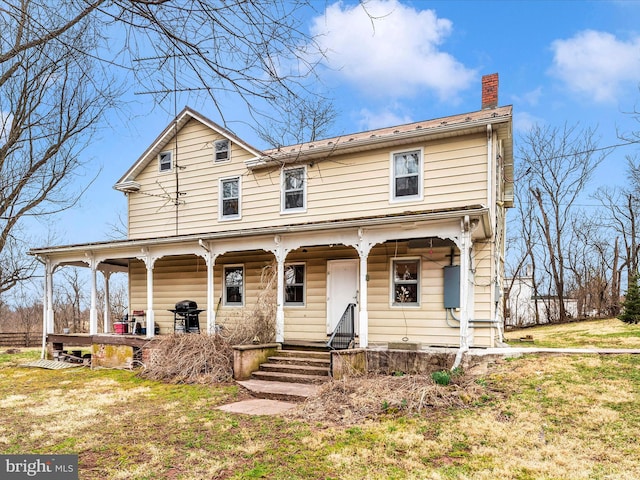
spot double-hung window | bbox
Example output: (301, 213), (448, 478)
(159, 151), (172, 172)
(284, 264), (305, 305)
(224, 266), (244, 306)
(219, 176), (240, 220)
(392, 259), (420, 305)
(214, 139), (230, 163)
(282, 166), (306, 213)
(391, 149), (423, 201)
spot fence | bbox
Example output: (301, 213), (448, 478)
(0, 332), (41, 348)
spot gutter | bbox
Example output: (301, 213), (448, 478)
(247, 114), (512, 170)
(29, 207), (490, 256)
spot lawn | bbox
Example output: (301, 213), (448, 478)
(1, 319), (639, 479)
(504, 317), (640, 349)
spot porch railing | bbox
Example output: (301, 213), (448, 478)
(326, 303), (356, 350)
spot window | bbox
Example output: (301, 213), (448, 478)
(159, 151), (172, 172)
(392, 259), (420, 305)
(220, 176), (240, 220)
(391, 149), (423, 201)
(224, 266), (244, 305)
(282, 166), (306, 212)
(214, 139), (230, 163)
(284, 264), (305, 305)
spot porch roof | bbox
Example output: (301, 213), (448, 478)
(29, 205), (489, 262)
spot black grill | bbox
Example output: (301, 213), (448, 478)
(169, 300), (203, 333)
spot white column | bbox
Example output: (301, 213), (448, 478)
(40, 259), (49, 359)
(205, 251), (219, 334)
(89, 263), (98, 335)
(46, 260), (55, 334)
(273, 235), (290, 343)
(356, 228), (374, 348)
(137, 249), (159, 338)
(145, 261), (155, 338)
(103, 271), (112, 333)
(453, 216), (473, 369)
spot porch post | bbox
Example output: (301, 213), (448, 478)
(87, 253), (98, 335)
(273, 235), (290, 343)
(357, 228), (374, 349)
(198, 244), (219, 335)
(453, 216), (474, 368)
(137, 249), (159, 339)
(46, 259), (54, 334)
(103, 271), (112, 333)
(40, 259), (48, 359)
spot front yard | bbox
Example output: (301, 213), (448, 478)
(1, 319), (639, 479)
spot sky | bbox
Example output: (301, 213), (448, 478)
(31, 0), (640, 248)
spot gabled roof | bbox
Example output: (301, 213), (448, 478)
(114, 106), (263, 191)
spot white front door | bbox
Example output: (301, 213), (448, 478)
(327, 259), (359, 334)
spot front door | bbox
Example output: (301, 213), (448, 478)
(327, 259), (359, 334)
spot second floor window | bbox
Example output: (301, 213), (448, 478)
(220, 177), (240, 220)
(159, 151), (172, 172)
(214, 139), (230, 162)
(392, 150), (422, 201)
(282, 166), (306, 212)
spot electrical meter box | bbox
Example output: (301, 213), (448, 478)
(443, 265), (460, 309)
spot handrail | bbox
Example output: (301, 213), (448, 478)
(326, 303), (356, 350)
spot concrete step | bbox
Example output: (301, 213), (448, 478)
(251, 370), (330, 385)
(259, 362), (329, 377)
(268, 356), (330, 368)
(237, 379), (321, 402)
(276, 349), (330, 360)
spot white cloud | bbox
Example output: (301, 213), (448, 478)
(354, 107), (412, 131)
(512, 87), (543, 107)
(513, 111), (543, 134)
(550, 30), (640, 103)
(310, 0), (475, 101)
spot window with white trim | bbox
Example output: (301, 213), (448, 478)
(282, 166), (306, 212)
(214, 139), (230, 163)
(391, 149), (422, 201)
(392, 259), (420, 305)
(284, 264), (305, 305)
(158, 151), (172, 172)
(224, 266), (244, 306)
(220, 176), (240, 220)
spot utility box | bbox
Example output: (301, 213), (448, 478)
(443, 265), (460, 309)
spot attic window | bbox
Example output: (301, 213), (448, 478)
(214, 139), (230, 163)
(159, 151), (172, 172)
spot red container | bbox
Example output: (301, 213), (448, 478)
(114, 322), (128, 334)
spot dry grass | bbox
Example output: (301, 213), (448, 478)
(505, 317), (640, 348)
(140, 262), (278, 384)
(290, 372), (495, 425)
(1, 347), (640, 479)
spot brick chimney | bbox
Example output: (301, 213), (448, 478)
(482, 73), (499, 109)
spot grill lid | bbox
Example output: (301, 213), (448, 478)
(175, 300), (198, 311)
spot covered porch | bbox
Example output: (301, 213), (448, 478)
(30, 209), (494, 359)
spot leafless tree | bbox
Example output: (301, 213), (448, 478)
(517, 123), (608, 322)
(1, 0), (331, 294)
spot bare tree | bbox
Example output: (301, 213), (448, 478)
(518, 123), (608, 322)
(1, 0), (331, 294)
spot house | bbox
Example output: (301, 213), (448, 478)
(505, 270), (579, 327)
(30, 73), (513, 359)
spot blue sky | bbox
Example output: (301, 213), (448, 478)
(35, 0), (640, 246)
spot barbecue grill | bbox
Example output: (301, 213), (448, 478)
(169, 300), (203, 333)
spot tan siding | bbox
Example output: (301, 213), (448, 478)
(127, 120), (489, 238)
(127, 239), (500, 346)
